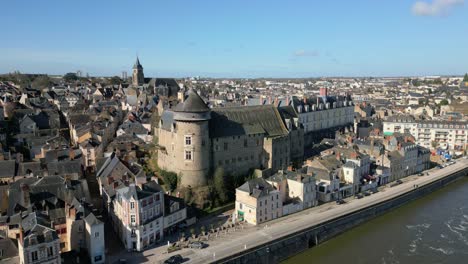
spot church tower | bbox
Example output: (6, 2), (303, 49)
(132, 56), (144, 86)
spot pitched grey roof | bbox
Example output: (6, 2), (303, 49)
(0, 160), (15, 178)
(84, 212), (102, 226)
(237, 177), (275, 199)
(160, 111), (174, 131)
(174, 90), (209, 113)
(21, 213), (59, 248)
(210, 105), (289, 138)
(0, 236), (19, 261)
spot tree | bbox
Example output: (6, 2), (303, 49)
(31, 75), (52, 91)
(109, 76), (122, 85)
(213, 167), (228, 204)
(439, 99), (449, 106)
(433, 78), (443, 85)
(63, 72), (78, 82)
(464, 73), (468, 82)
(160, 170), (178, 191)
(184, 186), (193, 204)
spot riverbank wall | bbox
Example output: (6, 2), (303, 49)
(215, 167), (468, 264)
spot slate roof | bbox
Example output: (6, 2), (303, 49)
(174, 89), (209, 113)
(210, 105), (289, 138)
(7, 176), (90, 215)
(0, 160), (16, 178)
(84, 212), (102, 226)
(116, 182), (162, 201)
(160, 111), (174, 131)
(133, 57), (143, 69)
(17, 162), (43, 177)
(237, 177), (275, 199)
(21, 213), (59, 248)
(46, 159), (82, 177)
(118, 120), (148, 135)
(0, 236), (18, 261)
(149, 78), (180, 98)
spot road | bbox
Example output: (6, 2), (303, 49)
(109, 159), (468, 264)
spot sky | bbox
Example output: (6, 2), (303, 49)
(1, 0), (467, 78)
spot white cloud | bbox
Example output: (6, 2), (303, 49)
(412, 0), (464, 16)
(293, 49), (319, 57)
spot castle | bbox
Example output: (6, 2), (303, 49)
(157, 90), (303, 187)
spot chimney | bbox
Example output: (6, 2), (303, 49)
(19, 226), (24, 244)
(20, 183), (30, 206)
(319, 87), (328, 97)
(268, 96), (272, 105)
(303, 96), (307, 104)
(69, 149), (75, 160)
(286, 96), (290, 106)
(336, 152), (341, 161)
(274, 97), (279, 107)
(296, 174), (302, 183)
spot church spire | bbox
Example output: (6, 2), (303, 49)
(132, 56), (144, 86)
(133, 56), (142, 69)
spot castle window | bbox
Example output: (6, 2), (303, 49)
(224, 142), (228, 151)
(244, 139), (248, 147)
(185, 151), (193, 160)
(185, 136), (192, 146)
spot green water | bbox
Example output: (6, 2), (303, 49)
(283, 178), (468, 264)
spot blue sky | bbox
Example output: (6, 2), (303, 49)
(1, 0), (467, 77)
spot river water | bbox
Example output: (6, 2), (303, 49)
(283, 177), (468, 264)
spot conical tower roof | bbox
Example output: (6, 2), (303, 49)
(174, 89), (209, 113)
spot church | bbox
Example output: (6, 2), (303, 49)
(130, 57), (180, 99)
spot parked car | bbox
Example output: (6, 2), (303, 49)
(336, 199), (346, 205)
(164, 254), (184, 264)
(364, 191), (371, 196)
(355, 193), (364, 199)
(189, 241), (206, 249)
(396, 180), (403, 185)
(417, 173), (424, 176)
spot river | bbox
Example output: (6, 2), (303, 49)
(283, 177), (468, 264)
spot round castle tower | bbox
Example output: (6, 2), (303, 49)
(172, 89), (211, 187)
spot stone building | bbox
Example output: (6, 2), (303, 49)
(235, 177), (282, 225)
(132, 57), (145, 87)
(290, 88), (354, 134)
(383, 115), (468, 154)
(65, 198), (105, 264)
(157, 89), (292, 187)
(111, 181), (165, 252)
(18, 213), (61, 264)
